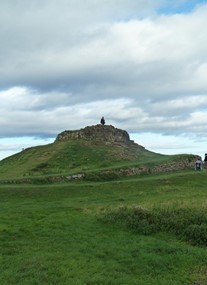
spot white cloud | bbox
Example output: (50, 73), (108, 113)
(1, 1), (206, 93)
(0, 137), (54, 161)
(131, 132), (205, 158)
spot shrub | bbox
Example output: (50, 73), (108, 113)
(183, 224), (207, 246)
(99, 206), (207, 246)
(100, 206), (159, 235)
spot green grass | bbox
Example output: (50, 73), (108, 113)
(1, 170), (207, 284)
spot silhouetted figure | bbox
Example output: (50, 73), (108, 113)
(195, 157), (202, 171)
(204, 153), (207, 169)
(100, 116), (105, 125)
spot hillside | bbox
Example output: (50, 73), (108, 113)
(0, 125), (196, 182)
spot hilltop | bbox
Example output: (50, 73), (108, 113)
(0, 125), (196, 183)
(56, 124), (142, 148)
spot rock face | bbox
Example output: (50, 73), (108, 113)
(56, 124), (143, 148)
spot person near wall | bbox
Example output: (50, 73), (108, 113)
(195, 157), (202, 171)
(204, 153), (207, 169)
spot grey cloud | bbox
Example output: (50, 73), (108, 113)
(1, 88), (207, 138)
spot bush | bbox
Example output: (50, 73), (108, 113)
(99, 206), (207, 246)
(183, 224), (207, 246)
(100, 206), (159, 235)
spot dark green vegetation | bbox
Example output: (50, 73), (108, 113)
(1, 171), (207, 285)
(100, 206), (207, 246)
(0, 134), (205, 284)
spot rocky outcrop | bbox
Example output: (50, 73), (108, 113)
(56, 124), (143, 148)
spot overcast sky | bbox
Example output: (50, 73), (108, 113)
(1, 0), (207, 160)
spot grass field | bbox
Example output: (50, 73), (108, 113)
(1, 170), (207, 285)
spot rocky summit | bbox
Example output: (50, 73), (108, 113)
(55, 124), (144, 149)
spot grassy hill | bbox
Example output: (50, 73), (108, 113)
(0, 138), (160, 178)
(0, 137), (195, 183)
(0, 125), (197, 182)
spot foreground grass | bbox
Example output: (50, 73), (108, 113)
(0, 171), (207, 284)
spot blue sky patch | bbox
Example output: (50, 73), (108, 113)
(157, 0), (206, 15)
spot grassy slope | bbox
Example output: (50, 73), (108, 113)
(0, 171), (207, 285)
(0, 139), (165, 179)
(0, 138), (194, 182)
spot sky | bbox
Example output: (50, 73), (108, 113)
(1, 0), (207, 160)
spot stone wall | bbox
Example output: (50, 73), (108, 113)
(0, 156), (197, 184)
(83, 156), (196, 180)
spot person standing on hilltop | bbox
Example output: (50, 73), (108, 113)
(100, 116), (105, 125)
